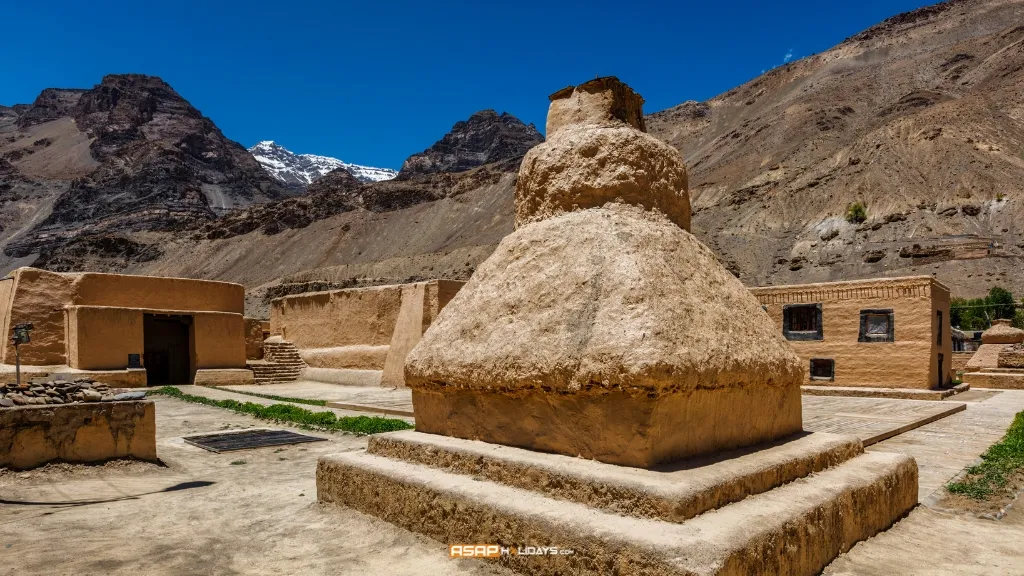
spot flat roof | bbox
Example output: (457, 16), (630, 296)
(748, 275), (949, 294)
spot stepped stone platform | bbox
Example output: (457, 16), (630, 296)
(963, 368), (1024, 389)
(802, 383), (970, 401)
(318, 430), (917, 576)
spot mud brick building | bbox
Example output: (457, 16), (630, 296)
(750, 276), (952, 389)
(0, 267), (250, 386)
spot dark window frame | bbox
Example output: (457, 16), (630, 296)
(809, 358), (835, 381)
(858, 308), (895, 343)
(783, 303), (823, 341)
(937, 310), (943, 345)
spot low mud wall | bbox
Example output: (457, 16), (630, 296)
(0, 400), (157, 469)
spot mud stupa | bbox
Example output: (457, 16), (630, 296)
(964, 319), (1024, 388)
(404, 77), (804, 467)
(319, 78), (918, 576)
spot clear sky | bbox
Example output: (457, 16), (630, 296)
(1, 0), (935, 169)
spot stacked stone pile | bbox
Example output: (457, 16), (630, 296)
(0, 378), (146, 408)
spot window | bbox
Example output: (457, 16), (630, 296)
(858, 309), (894, 343)
(937, 311), (943, 345)
(783, 304), (823, 341)
(810, 358), (835, 381)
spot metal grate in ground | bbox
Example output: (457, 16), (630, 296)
(183, 429), (327, 453)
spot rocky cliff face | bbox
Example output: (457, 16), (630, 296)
(646, 0), (1024, 292)
(0, 74), (291, 270)
(398, 110), (543, 176)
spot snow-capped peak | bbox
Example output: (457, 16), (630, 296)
(248, 141), (397, 186)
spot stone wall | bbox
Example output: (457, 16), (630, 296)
(751, 276), (952, 389)
(0, 400), (157, 469)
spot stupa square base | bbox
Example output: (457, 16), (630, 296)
(317, 430), (917, 576)
(411, 385), (802, 468)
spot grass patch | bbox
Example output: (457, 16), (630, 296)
(150, 386), (412, 435)
(947, 410), (1024, 499)
(209, 386), (327, 407)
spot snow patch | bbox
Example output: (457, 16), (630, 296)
(248, 141), (397, 185)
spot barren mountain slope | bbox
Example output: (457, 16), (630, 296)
(0, 74), (291, 272)
(5, 0), (1023, 315)
(130, 164), (516, 317)
(646, 0), (1024, 294)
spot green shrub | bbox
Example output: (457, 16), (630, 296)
(845, 202), (868, 224)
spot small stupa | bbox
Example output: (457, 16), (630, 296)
(318, 78), (917, 576)
(964, 319), (1024, 388)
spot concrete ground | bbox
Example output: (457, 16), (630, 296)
(221, 381), (416, 417)
(0, 396), (507, 576)
(2, 389), (1023, 575)
(217, 382), (969, 447)
(824, 388), (1024, 575)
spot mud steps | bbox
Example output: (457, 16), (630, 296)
(248, 340), (305, 385)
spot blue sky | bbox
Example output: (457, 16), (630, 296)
(1, 0), (935, 169)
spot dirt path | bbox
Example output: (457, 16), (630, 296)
(0, 396), (507, 576)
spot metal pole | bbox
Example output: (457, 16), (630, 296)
(14, 342), (20, 387)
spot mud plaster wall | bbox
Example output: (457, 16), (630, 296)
(270, 285), (403, 370)
(0, 401), (157, 470)
(381, 280), (464, 387)
(66, 307), (144, 370)
(71, 273), (243, 314)
(0, 268), (246, 366)
(752, 277), (951, 389)
(270, 281), (464, 374)
(951, 352), (974, 373)
(2, 268), (75, 365)
(271, 285), (403, 348)
(66, 307), (245, 372)
(192, 313), (246, 369)
(244, 317), (265, 360)
(0, 278), (14, 361)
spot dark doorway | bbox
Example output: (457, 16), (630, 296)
(144, 314), (192, 386)
(937, 353), (945, 388)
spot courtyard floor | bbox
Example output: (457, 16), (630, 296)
(1, 388), (1023, 575)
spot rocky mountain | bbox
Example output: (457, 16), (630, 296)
(0, 74), (292, 270)
(398, 110), (543, 176)
(249, 140), (397, 188)
(4, 0), (1023, 314)
(645, 0), (1024, 293)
